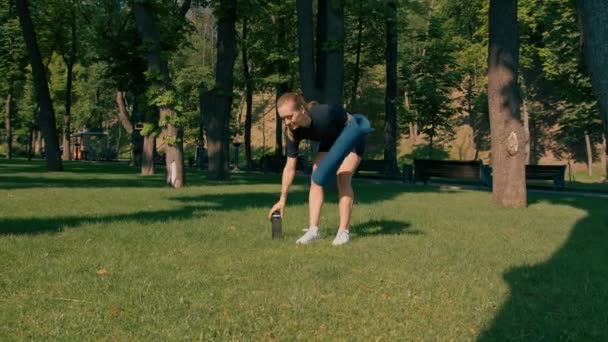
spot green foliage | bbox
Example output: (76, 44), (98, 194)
(409, 16), (459, 146)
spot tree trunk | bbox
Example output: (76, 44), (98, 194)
(383, 0), (399, 175)
(350, 12), (363, 107)
(578, 0), (608, 153)
(141, 135), (155, 175)
(522, 97), (530, 164)
(62, 60), (74, 160)
(296, 0), (317, 101)
(601, 133), (607, 182)
(323, 0), (344, 105)
(466, 73), (479, 160)
(203, 0), (236, 180)
(275, 86), (286, 157)
(27, 125), (34, 161)
(488, 0), (527, 208)
(34, 129), (42, 156)
(242, 17), (253, 169)
(116, 91), (143, 166)
(15, 0), (63, 171)
(585, 130), (593, 176)
(429, 125), (435, 158)
(5, 94), (12, 159)
(315, 0), (328, 103)
(405, 91), (417, 144)
(61, 13), (76, 161)
(133, 1), (184, 187)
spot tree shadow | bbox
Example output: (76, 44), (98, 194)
(0, 206), (204, 235)
(349, 219), (422, 237)
(478, 193), (608, 340)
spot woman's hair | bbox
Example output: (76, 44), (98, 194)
(277, 91), (318, 140)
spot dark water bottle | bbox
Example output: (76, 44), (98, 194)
(271, 211), (282, 240)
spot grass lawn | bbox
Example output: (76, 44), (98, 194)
(1, 159), (607, 340)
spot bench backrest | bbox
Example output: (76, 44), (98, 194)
(525, 165), (566, 180)
(414, 159), (482, 179)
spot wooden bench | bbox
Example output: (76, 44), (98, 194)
(355, 159), (412, 183)
(413, 159), (489, 187)
(477, 164), (566, 190)
(525, 164), (566, 189)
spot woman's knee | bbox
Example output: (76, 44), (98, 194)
(337, 172), (353, 193)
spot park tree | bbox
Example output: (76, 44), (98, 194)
(15, 0), (63, 171)
(42, 0), (81, 161)
(410, 15), (459, 157)
(133, 0), (191, 187)
(0, 0), (28, 159)
(201, 0), (237, 180)
(296, 0), (344, 104)
(577, 0), (608, 182)
(383, 0), (399, 175)
(85, 0), (152, 171)
(487, 0), (527, 207)
(443, 0), (489, 160)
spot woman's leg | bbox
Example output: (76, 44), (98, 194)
(309, 152), (327, 228)
(336, 151), (362, 231)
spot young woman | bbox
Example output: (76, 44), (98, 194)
(267, 92), (365, 246)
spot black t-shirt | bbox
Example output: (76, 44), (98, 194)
(286, 104), (348, 158)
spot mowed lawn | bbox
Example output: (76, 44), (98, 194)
(1, 159), (607, 340)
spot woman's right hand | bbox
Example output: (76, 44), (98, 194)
(268, 200), (285, 219)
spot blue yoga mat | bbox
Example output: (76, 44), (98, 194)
(311, 114), (373, 186)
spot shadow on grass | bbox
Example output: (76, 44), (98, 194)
(478, 193), (608, 340)
(350, 219), (422, 237)
(0, 206), (205, 235)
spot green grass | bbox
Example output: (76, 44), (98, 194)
(1, 159), (607, 340)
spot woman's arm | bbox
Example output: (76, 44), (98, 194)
(269, 156), (298, 219)
(280, 157), (298, 202)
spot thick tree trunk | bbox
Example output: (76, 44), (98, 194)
(323, 0), (344, 105)
(16, 0), (63, 171)
(141, 135), (155, 175)
(62, 60), (74, 160)
(5, 94), (12, 159)
(601, 133), (607, 182)
(315, 0), (328, 103)
(203, 0), (236, 180)
(585, 131), (593, 176)
(578, 0), (608, 153)
(133, 2), (184, 187)
(488, 0), (527, 208)
(383, 0), (398, 175)
(296, 0), (317, 101)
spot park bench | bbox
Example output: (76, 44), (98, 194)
(355, 159), (412, 183)
(472, 164), (566, 190)
(413, 159), (489, 187)
(525, 164), (566, 189)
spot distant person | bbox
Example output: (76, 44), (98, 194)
(267, 92), (366, 246)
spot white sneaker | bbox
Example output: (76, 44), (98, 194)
(296, 227), (321, 245)
(332, 230), (350, 246)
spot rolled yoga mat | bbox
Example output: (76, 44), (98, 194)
(312, 114), (373, 186)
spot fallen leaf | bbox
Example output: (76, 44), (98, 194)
(96, 268), (111, 275)
(111, 306), (121, 317)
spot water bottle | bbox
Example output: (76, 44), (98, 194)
(271, 210), (282, 240)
